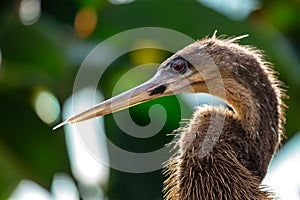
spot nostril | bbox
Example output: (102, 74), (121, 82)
(149, 85), (167, 96)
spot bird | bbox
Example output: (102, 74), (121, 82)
(54, 34), (286, 200)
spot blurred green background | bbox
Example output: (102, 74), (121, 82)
(0, 0), (300, 199)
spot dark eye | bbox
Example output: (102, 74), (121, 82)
(171, 59), (188, 74)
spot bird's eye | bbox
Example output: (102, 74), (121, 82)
(171, 59), (188, 74)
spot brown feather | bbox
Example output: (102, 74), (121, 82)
(163, 37), (286, 200)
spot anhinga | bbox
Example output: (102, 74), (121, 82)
(54, 35), (286, 200)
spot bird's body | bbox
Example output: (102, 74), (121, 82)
(165, 107), (275, 200)
(54, 35), (286, 200)
(164, 38), (286, 200)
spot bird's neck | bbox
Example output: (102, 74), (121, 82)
(228, 83), (260, 133)
(205, 40), (283, 145)
(164, 64), (283, 200)
(192, 71), (281, 141)
(226, 78), (282, 178)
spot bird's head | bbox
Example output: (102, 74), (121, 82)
(54, 40), (223, 129)
(53, 37), (258, 129)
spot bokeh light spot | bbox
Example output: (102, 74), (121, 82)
(51, 173), (79, 200)
(63, 87), (110, 186)
(197, 0), (259, 20)
(74, 6), (98, 38)
(109, 0), (134, 5)
(19, 0), (41, 25)
(33, 89), (60, 125)
(130, 39), (167, 66)
(9, 180), (51, 200)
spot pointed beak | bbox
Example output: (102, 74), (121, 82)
(53, 71), (180, 130)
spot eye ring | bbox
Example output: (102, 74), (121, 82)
(171, 59), (188, 74)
